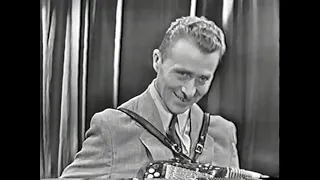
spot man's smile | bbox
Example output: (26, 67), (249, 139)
(174, 92), (190, 103)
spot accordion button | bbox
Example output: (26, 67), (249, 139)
(148, 168), (155, 173)
(154, 172), (160, 177)
(147, 174), (154, 178)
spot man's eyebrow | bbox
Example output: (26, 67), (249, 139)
(173, 68), (193, 75)
(173, 68), (212, 77)
(174, 68), (191, 72)
(200, 74), (211, 78)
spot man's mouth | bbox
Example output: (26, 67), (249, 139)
(174, 92), (187, 102)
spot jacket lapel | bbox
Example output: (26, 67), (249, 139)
(139, 130), (173, 161)
(132, 89), (173, 161)
(189, 104), (215, 161)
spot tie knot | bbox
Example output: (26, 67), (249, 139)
(169, 114), (178, 129)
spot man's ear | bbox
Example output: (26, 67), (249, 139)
(152, 49), (162, 73)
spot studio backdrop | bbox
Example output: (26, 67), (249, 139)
(40, 0), (279, 178)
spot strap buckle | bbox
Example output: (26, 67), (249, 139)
(195, 143), (204, 154)
(171, 144), (182, 154)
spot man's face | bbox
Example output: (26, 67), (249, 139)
(154, 38), (220, 114)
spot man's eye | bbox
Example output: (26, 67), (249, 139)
(200, 76), (209, 81)
(197, 76), (209, 84)
(178, 72), (188, 76)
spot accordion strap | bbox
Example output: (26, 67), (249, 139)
(118, 107), (210, 162)
(192, 112), (210, 161)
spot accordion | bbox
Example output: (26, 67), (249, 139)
(137, 158), (263, 180)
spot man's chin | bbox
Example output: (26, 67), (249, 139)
(168, 105), (190, 115)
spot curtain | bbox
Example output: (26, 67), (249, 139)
(203, 0), (279, 177)
(40, 0), (93, 177)
(85, 0), (117, 132)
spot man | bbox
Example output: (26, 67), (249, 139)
(60, 16), (240, 179)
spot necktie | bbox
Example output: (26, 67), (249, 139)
(166, 115), (182, 152)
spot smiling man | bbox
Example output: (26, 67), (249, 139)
(60, 16), (240, 179)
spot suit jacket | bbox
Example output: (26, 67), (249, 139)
(60, 87), (240, 179)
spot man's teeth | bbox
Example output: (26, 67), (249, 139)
(177, 95), (185, 102)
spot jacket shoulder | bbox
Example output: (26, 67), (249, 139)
(191, 104), (235, 130)
(92, 92), (143, 125)
(93, 108), (137, 130)
(207, 114), (237, 144)
(209, 115), (235, 130)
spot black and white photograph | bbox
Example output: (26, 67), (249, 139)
(40, 0), (279, 179)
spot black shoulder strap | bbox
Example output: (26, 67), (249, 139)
(117, 108), (211, 162)
(118, 108), (192, 162)
(192, 112), (211, 162)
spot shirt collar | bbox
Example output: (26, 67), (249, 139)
(149, 79), (190, 132)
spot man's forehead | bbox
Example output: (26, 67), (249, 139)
(164, 37), (199, 58)
(169, 38), (219, 60)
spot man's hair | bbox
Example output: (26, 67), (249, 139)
(159, 16), (226, 60)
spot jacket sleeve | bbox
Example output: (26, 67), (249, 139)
(60, 113), (113, 179)
(229, 122), (240, 169)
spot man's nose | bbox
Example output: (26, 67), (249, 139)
(181, 80), (196, 99)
